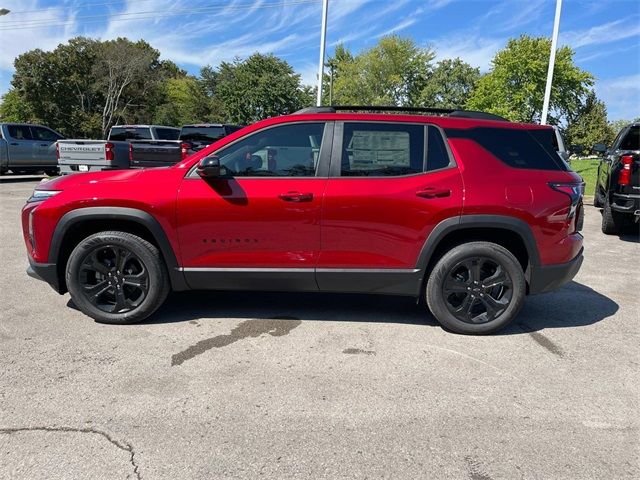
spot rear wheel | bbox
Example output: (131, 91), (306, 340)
(45, 168), (59, 177)
(426, 242), (526, 334)
(66, 231), (170, 324)
(601, 200), (622, 235)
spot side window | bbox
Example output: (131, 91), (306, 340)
(341, 123), (424, 176)
(215, 123), (325, 177)
(426, 126), (451, 171)
(31, 127), (62, 142)
(7, 125), (33, 140)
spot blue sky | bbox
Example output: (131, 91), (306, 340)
(0, 0), (638, 120)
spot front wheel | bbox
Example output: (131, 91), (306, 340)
(66, 231), (170, 324)
(426, 242), (526, 334)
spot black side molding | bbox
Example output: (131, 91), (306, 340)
(49, 207), (188, 292)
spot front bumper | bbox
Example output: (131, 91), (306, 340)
(27, 261), (64, 294)
(528, 248), (584, 294)
(611, 193), (640, 216)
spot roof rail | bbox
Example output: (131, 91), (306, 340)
(293, 105), (509, 122)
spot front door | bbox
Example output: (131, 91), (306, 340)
(176, 121), (332, 291)
(317, 122), (463, 295)
(6, 125), (37, 168)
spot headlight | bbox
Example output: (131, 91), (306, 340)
(27, 190), (61, 203)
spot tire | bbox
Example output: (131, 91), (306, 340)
(593, 187), (604, 208)
(45, 168), (59, 177)
(65, 231), (170, 324)
(426, 242), (526, 335)
(601, 200), (621, 235)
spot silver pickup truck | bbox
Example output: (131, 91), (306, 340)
(57, 125), (180, 174)
(0, 123), (63, 175)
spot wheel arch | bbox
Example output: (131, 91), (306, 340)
(50, 207), (187, 294)
(417, 215), (540, 292)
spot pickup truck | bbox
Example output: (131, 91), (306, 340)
(0, 123), (63, 176)
(127, 123), (243, 169)
(57, 125), (181, 174)
(179, 124), (243, 152)
(593, 122), (640, 234)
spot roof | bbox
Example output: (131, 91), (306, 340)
(111, 125), (179, 129)
(294, 105), (510, 122)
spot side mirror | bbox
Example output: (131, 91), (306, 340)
(197, 155), (224, 178)
(593, 143), (607, 155)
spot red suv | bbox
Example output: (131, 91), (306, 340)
(22, 107), (584, 334)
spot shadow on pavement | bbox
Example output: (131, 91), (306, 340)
(142, 280), (618, 334)
(0, 175), (47, 184)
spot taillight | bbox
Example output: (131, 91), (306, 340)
(618, 155), (633, 186)
(180, 142), (190, 160)
(55, 142), (60, 160)
(129, 143), (133, 162)
(105, 142), (114, 161)
(549, 182), (584, 219)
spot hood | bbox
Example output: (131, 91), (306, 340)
(35, 169), (144, 191)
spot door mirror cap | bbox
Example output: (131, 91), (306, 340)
(197, 155), (224, 178)
(593, 143), (607, 155)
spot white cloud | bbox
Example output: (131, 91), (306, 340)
(561, 18), (640, 49)
(595, 74), (640, 121)
(431, 35), (505, 71)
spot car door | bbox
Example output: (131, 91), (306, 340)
(176, 121), (332, 291)
(6, 125), (37, 168)
(30, 126), (62, 167)
(317, 122), (463, 295)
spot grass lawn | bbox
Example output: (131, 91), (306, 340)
(571, 158), (600, 197)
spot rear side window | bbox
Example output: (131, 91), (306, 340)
(155, 128), (180, 140)
(426, 126), (451, 171)
(341, 123), (424, 176)
(618, 126), (639, 150)
(31, 126), (62, 141)
(109, 127), (152, 141)
(446, 127), (568, 171)
(7, 125), (33, 140)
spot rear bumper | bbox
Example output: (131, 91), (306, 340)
(528, 248), (584, 294)
(59, 164), (121, 175)
(611, 193), (640, 216)
(27, 261), (64, 294)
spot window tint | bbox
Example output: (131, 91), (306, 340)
(447, 127), (568, 171)
(155, 127), (180, 140)
(180, 126), (225, 143)
(426, 126), (451, 171)
(215, 123), (325, 177)
(109, 127), (152, 141)
(31, 126), (62, 141)
(619, 126), (639, 151)
(341, 123), (424, 176)
(7, 125), (33, 140)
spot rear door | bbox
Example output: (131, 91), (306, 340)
(6, 125), (36, 168)
(31, 126), (62, 167)
(317, 122), (463, 294)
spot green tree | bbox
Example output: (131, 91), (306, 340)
(564, 92), (615, 149)
(153, 76), (210, 126)
(419, 58), (480, 109)
(467, 35), (593, 123)
(609, 119), (635, 139)
(331, 36), (435, 106)
(205, 53), (311, 124)
(0, 90), (35, 122)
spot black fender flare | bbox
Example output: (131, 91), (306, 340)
(49, 206), (188, 291)
(415, 214), (541, 273)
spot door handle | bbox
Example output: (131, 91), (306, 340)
(40, 144), (49, 147)
(10, 142), (18, 146)
(416, 187), (451, 199)
(278, 191), (313, 202)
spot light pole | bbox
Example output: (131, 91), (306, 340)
(541, 0), (562, 125)
(316, 0), (329, 106)
(0, 8), (11, 16)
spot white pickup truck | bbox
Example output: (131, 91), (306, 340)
(57, 125), (181, 174)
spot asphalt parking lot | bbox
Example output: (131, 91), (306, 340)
(1, 176), (638, 479)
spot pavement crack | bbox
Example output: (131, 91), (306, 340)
(171, 317), (302, 366)
(517, 322), (565, 358)
(465, 456), (493, 480)
(343, 348), (376, 355)
(0, 426), (141, 479)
